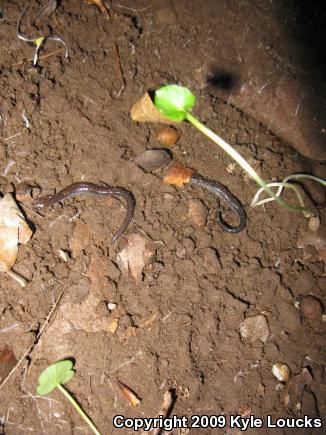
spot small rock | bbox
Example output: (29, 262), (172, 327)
(156, 127), (181, 146)
(133, 149), (172, 171)
(188, 199), (207, 227)
(300, 296), (323, 321)
(15, 182), (33, 202)
(272, 362), (291, 382)
(117, 233), (156, 282)
(308, 215), (320, 232)
(240, 314), (270, 344)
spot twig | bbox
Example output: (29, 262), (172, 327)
(140, 390), (174, 435)
(102, 5), (126, 97)
(20, 203), (45, 218)
(152, 390), (174, 435)
(116, 4), (151, 13)
(109, 350), (143, 374)
(12, 47), (64, 66)
(0, 290), (64, 391)
(3, 132), (23, 141)
(6, 270), (28, 287)
(113, 41), (126, 97)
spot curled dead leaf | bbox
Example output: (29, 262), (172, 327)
(0, 346), (17, 382)
(117, 233), (156, 282)
(0, 194), (33, 272)
(108, 318), (119, 334)
(131, 92), (174, 124)
(163, 163), (195, 187)
(281, 368), (313, 414)
(133, 149), (172, 171)
(117, 380), (141, 406)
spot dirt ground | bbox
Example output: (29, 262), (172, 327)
(0, 1), (325, 434)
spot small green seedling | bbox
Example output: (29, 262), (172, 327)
(154, 85), (325, 216)
(37, 360), (101, 435)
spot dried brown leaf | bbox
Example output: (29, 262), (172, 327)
(131, 92), (175, 124)
(163, 164), (195, 187)
(0, 346), (17, 382)
(0, 194), (33, 272)
(117, 380), (141, 406)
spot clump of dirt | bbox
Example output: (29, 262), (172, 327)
(0, 1), (325, 434)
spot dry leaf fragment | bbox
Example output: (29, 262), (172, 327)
(0, 194), (33, 272)
(0, 346), (17, 383)
(133, 149), (172, 171)
(131, 92), (175, 124)
(117, 233), (156, 282)
(238, 405), (251, 418)
(281, 368), (313, 414)
(138, 311), (160, 329)
(108, 318), (119, 334)
(117, 380), (141, 406)
(163, 163), (195, 187)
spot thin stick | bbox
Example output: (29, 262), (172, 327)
(12, 48), (64, 66)
(104, 6), (126, 96)
(152, 390), (173, 435)
(0, 290), (64, 391)
(6, 270), (27, 287)
(20, 203), (45, 218)
(140, 390), (174, 435)
(113, 41), (126, 95)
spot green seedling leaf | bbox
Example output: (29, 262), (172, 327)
(154, 85), (196, 121)
(37, 360), (75, 395)
(34, 36), (45, 47)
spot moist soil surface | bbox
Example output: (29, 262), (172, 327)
(0, 1), (325, 434)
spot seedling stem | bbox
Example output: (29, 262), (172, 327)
(57, 384), (101, 435)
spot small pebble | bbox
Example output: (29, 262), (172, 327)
(188, 199), (207, 227)
(300, 296), (323, 321)
(107, 302), (117, 311)
(272, 362), (291, 382)
(240, 314), (270, 344)
(133, 149), (171, 171)
(308, 215), (320, 232)
(58, 249), (70, 262)
(156, 127), (181, 146)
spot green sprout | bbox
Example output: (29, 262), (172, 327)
(154, 85), (326, 217)
(37, 360), (101, 435)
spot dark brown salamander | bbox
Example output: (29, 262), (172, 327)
(34, 182), (135, 243)
(190, 173), (246, 233)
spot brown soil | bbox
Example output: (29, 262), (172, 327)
(0, 1), (325, 434)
